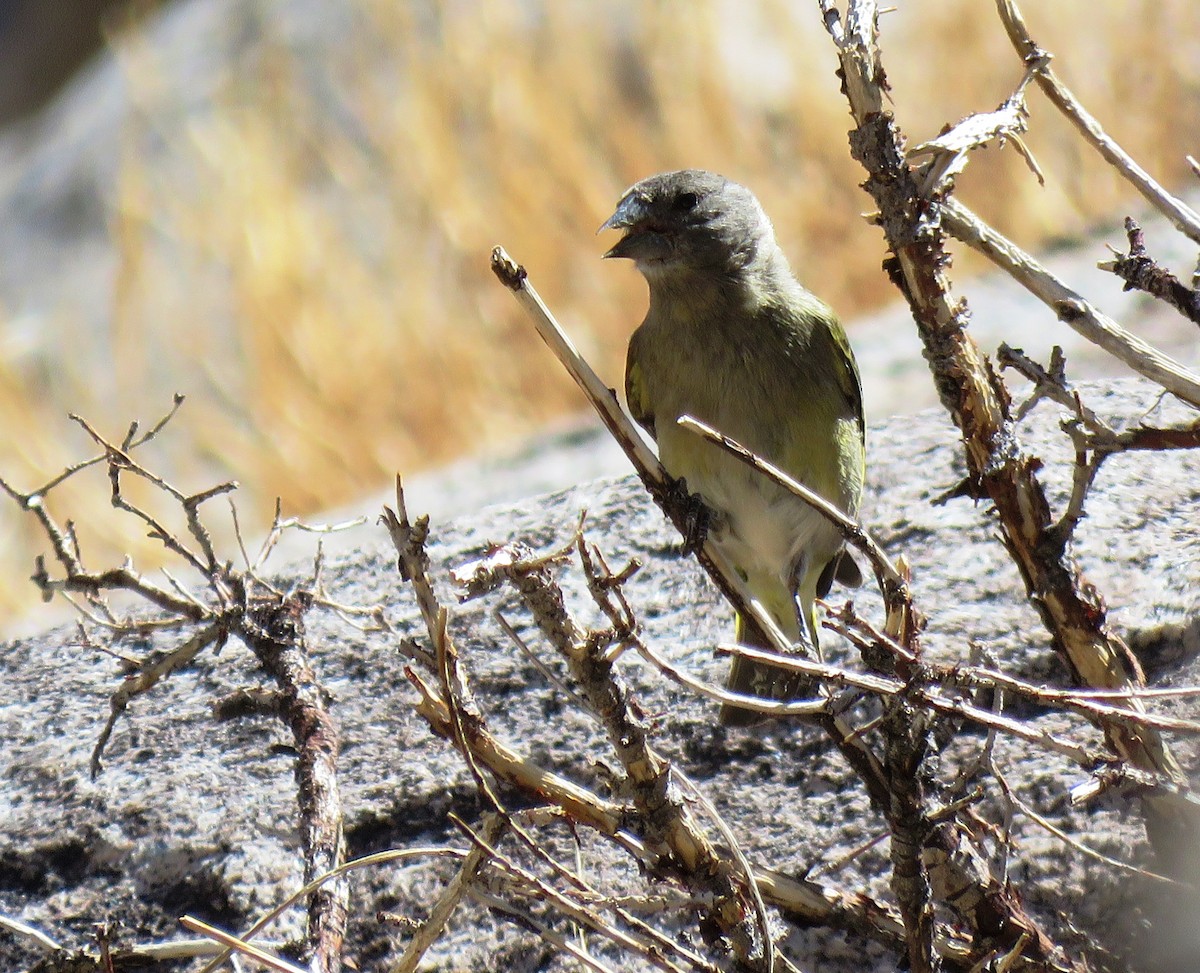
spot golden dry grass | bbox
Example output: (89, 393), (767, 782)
(1, 0), (1197, 629)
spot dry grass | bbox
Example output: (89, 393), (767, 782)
(1, 0), (1197, 629)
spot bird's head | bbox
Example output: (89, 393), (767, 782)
(599, 170), (777, 281)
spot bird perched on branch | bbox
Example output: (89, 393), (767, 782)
(600, 169), (865, 726)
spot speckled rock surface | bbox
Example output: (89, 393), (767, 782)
(2, 379), (1198, 971)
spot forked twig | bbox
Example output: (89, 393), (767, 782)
(4, 403), (356, 971)
(995, 0), (1200, 244)
(940, 197), (1200, 408)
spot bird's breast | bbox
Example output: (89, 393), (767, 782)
(638, 343), (853, 578)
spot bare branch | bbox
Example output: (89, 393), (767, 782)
(941, 197), (1200, 408)
(197, 848), (470, 973)
(631, 624), (831, 719)
(719, 641), (1104, 768)
(676, 415), (912, 615)
(0, 913), (61, 953)
(466, 887), (623, 973)
(1099, 217), (1200, 326)
(0, 394), (185, 504)
(179, 916), (310, 973)
(2, 402), (362, 970)
(448, 531), (772, 967)
(489, 246), (797, 661)
(455, 819), (706, 973)
(391, 817), (506, 973)
(993, 765), (1184, 888)
(995, 0), (1200, 245)
(91, 620), (225, 776)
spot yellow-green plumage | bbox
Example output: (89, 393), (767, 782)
(603, 170), (865, 726)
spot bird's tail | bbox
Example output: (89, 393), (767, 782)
(718, 580), (816, 728)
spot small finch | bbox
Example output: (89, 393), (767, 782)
(601, 169), (865, 726)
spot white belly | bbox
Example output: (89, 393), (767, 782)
(656, 421), (844, 597)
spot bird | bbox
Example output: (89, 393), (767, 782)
(600, 169), (865, 726)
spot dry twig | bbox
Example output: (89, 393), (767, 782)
(1100, 217), (1200, 326)
(940, 198), (1200, 408)
(995, 0), (1200, 245)
(4, 404), (357, 972)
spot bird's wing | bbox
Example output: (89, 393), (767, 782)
(810, 309), (867, 594)
(823, 317), (865, 439)
(624, 337), (657, 440)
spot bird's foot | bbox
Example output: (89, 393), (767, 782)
(664, 476), (712, 556)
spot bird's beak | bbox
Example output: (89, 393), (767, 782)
(598, 193), (648, 259)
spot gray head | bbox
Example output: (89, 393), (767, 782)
(599, 169), (778, 280)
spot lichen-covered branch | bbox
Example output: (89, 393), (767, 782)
(240, 590), (347, 973)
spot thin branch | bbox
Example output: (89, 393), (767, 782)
(179, 916), (310, 973)
(1100, 217), (1200, 326)
(631, 631), (831, 719)
(451, 532), (770, 967)
(498, 811), (724, 973)
(0, 912), (61, 953)
(391, 818), (505, 973)
(671, 766), (775, 973)
(467, 887), (623, 973)
(70, 411), (217, 576)
(489, 247), (796, 661)
(676, 417), (903, 593)
(952, 662), (1200, 736)
(941, 197), (1200, 408)
(994, 766), (1184, 888)
(718, 642), (1103, 768)
(826, 607), (1200, 736)
(0, 393), (185, 504)
(405, 666), (627, 835)
(196, 849), (468, 973)
(999, 343), (1200, 538)
(91, 620), (226, 776)
(995, 0), (1200, 245)
(457, 821), (702, 973)
(494, 609), (589, 711)
(33, 554), (205, 621)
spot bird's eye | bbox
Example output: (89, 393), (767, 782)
(672, 191), (700, 213)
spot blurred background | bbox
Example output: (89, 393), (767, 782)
(1, 0), (1197, 631)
